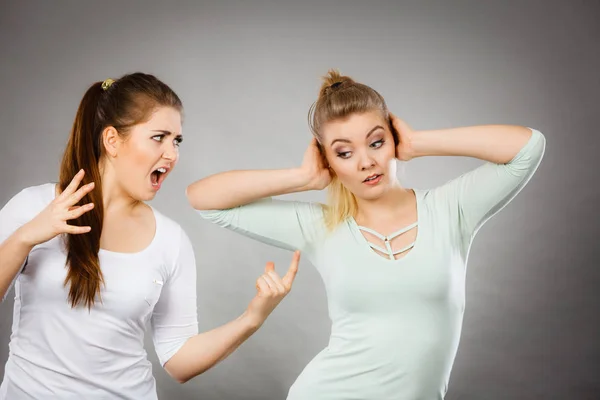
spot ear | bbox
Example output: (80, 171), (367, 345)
(102, 126), (121, 158)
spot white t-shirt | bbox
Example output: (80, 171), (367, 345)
(0, 183), (198, 400)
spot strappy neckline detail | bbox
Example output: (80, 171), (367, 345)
(356, 221), (418, 260)
(348, 188), (422, 264)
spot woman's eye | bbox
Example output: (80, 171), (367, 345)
(337, 151), (352, 159)
(371, 139), (384, 148)
(174, 137), (183, 147)
(152, 135), (163, 142)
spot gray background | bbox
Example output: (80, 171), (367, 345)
(1, 0), (598, 399)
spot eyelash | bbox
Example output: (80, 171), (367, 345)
(152, 135), (183, 147)
(336, 139), (385, 159)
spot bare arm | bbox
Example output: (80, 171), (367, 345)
(0, 230), (34, 300)
(393, 116), (533, 164)
(186, 139), (331, 210)
(186, 168), (307, 210)
(164, 311), (258, 382)
(164, 252), (300, 383)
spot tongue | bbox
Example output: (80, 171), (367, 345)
(151, 171), (159, 185)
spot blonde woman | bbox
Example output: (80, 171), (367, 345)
(186, 70), (546, 399)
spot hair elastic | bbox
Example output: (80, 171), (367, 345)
(101, 78), (115, 91)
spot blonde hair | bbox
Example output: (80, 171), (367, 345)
(308, 69), (396, 230)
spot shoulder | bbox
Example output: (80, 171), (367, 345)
(153, 207), (183, 234)
(292, 200), (328, 236)
(151, 207), (194, 261)
(413, 185), (461, 220)
(0, 183), (55, 239)
(296, 200), (327, 221)
(1, 182), (56, 216)
(152, 207), (189, 244)
(415, 185), (452, 206)
(10, 182), (55, 203)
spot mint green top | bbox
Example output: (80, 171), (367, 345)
(197, 129), (545, 399)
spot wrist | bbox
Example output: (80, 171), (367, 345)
(290, 167), (314, 191)
(14, 225), (38, 249)
(405, 130), (432, 159)
(239, 310), (264, 332)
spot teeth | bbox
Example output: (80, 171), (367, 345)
(157, 168), (167, 173)
(365, 175), (379, 181)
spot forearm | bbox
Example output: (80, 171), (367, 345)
(410, 125), (533, 164)
(164, 311), (260, 383)
(0, 228), (34, 300)
(186, 168), (310, 210)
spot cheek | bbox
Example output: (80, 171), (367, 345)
(330, 159), (357, 185)
(120, 141), (155, 172)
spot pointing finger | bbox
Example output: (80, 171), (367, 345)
(282, 251), (300, 288)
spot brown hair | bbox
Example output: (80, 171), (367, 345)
(59, 73), (183, 309)
(308, 69), (396, 230)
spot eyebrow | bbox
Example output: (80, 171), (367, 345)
(330, 125), (384, 147)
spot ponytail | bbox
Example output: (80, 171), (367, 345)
(59, 82), (105, 309)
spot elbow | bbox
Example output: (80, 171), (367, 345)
(175, 375), (191, 385)
(186, 186), (226, 217)
(172, 373), (191, 385)
(164, 362), (196, 385)
(169, 370), (188, 384)
(186, 182), (216, 212)
(185, 183), (204, 210)
(168, 367), (208, 385)
(185, 184), (196, 209)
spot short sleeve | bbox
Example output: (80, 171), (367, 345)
(0, 187), (38, 302)
(150, 227), (199, 366)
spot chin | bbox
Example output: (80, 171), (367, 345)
(354, 188), (382, 201)
(359, 192), (385, 201)
(143, 192), (158, 201)
(133, 188), (157, 202)
(357, 183), (392, 201)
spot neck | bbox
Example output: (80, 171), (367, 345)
(355, 183), (413, 224)
(98, 160), (141, 215)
